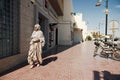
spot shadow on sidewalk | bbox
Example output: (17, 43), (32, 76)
(42, 43), (79, 58)
(0, 43), (79, 76)
(0, 61), (28, 76)
(42, 56), (57, 66)
(93, 70), (120, 80)
(94, 54), (120, 61)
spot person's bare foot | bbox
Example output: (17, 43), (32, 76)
(30, 65), (34, 69)
(37, 64), (40, 67)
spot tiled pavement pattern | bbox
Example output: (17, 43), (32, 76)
(0, 41), (120, 80)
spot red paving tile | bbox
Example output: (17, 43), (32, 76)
(0, 41), (120, 80)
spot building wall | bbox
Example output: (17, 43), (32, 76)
(0, 52), (27, 73)
(0, 0), (35, 73)
(0, 0), (64, 73)
(63, 0), (73, 21)
(58, 0), (74, 45)
(74, 13), (88, 41)
(73, 29), (83, 43)
(20, 0), (35, 54)
(58, 0), (64, 13)
(58, 23), (72, 45)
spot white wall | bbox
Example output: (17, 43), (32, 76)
(74, 13), (88, 41)
(73, 30), (83, 43)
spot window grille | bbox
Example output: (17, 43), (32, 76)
(0, 0), (20, 59)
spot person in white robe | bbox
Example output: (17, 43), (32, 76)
(28, 24), (45, 69)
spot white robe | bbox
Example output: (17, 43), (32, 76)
(28, 30), (45, 65)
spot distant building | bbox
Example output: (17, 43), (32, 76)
(87, 29), (101, 40)
(73, 13), (88, 43)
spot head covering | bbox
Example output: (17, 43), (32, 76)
(34, 24), (41, 30)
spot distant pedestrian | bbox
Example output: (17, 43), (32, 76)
(93, 39), (100, 57)
(28, 24), (45, 69)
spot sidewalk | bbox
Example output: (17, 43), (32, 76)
(0, 41), (120, 80)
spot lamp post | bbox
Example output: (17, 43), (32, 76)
(96, 0), (109, 42)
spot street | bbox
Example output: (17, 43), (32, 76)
(0, 41), (120, 80)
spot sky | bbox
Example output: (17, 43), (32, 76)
(72, 0), (120, 36)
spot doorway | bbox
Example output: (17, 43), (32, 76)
(56, 28), (58, 45)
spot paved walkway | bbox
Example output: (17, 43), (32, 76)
(0, 41), (120, 80)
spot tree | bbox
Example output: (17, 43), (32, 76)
(86, 35), (92, 41)
(92, 32), (99, 38)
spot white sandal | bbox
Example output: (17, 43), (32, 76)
(30, 65), (34, 69)
(37, 64), (40, 67)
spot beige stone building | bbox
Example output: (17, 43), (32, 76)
(58, 0), (74, 45)
(74, 13), (88, 43)
(0, 0), (64, 73)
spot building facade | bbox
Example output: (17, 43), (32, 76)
(0, 0), (64, 73)
(74, 13), (88, 43)
(0, 0), (22, 73)
(58, 0), (74, 45)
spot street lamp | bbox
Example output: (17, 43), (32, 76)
(96, 0), (109, 42)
